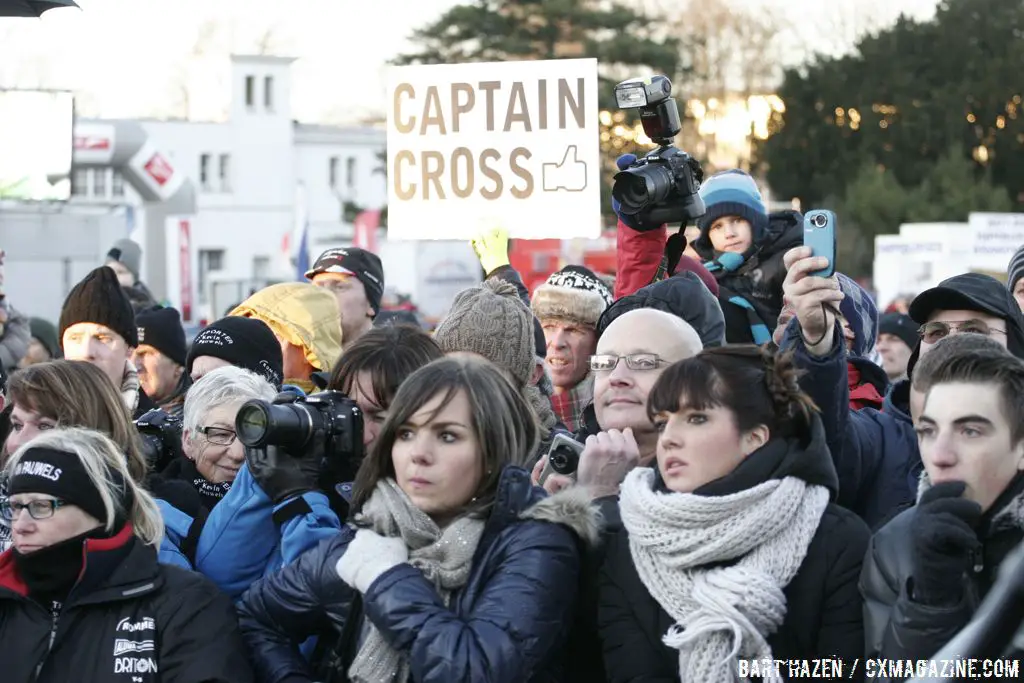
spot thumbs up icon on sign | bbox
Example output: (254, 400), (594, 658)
(542, 145), (588, 193)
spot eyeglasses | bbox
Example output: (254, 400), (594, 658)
(918, 319), (1007, 344)
(198, 425), (237, 446)
(590, 353), (666, 373)
(0, 498), (67, 522)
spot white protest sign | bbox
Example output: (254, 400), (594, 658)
(386, 58), (601, 241)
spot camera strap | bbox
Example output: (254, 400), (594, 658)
(272, 496), (313, 527)
(179, 507), (209, 567)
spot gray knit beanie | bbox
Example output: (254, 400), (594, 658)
(434, 279), (535, 389)
(106, 238), (143, 281)
(1008, 245), (1024, 293)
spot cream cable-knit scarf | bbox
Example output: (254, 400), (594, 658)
(619, 467), (829, 683)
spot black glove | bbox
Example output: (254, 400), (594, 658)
(245, 443), (322, 506)
(910, 480), (982, 606)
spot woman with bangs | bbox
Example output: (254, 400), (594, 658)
(598, 345), (869, 683)
(238, 355), (601, 683)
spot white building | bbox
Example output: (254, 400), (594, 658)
(70, 54), (386, 324)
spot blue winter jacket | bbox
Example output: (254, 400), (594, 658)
(237, 466), (601, 683)
(781, 320), (921, 530)
(191, 463), (342, 599)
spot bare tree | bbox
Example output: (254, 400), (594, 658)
(167, 20), (223, 119)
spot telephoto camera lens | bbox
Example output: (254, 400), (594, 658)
(236, 400), (317, 451)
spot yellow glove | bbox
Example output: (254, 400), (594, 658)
(471, 227), (510, 274)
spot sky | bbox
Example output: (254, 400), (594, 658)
(0, 0), (942, 125)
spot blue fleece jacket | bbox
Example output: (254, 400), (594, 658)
(781, 320), (921, 530)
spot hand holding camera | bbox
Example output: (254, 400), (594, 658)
(911, 481), (983, 606)
(782, 245), (844, 355)
(577, 428), (640, 499)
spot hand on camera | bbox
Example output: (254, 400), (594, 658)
(782, 246), (844, 355)
(577, 428), (640, 499)
(530, 455), (576, 495)
(910, 481), (982, 606)
(246, 443), (322, 506)
(611, 154), (643, 230)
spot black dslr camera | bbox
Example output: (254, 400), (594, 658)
(612, 75), (705, 229)
(135, 409), (184, 473)
(235, 390), (364, 475)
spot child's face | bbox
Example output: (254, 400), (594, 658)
(708, 216), (753, 254)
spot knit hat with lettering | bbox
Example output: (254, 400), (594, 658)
(186, 316), (283, 387)
(434, 279), (535, 389)
(136, 306), (187, 367)
(8, 446), (124, 525)
(694, 169), (770, 252)
(531, 265), (613, 329)
(59, 266), (139, 348)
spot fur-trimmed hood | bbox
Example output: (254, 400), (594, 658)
(521, 485), (604, 549)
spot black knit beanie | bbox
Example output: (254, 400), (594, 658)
(58, 266), (138, 348)
(136, 306), (187, 366)
(186, 316), (284, 387)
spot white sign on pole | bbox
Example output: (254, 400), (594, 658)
(969, 212), (1024, 272)
(386, 59), (601, 241)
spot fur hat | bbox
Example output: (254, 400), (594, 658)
(531, 265), (613, 329)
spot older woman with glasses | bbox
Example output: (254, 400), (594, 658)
(163, 365), (276, 512)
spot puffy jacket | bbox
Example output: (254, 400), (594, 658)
(780, 321), (921, 530)
(0, 524), (253, 683)
(599, 414), (870, 682)
(237, 466), (602, 683)
(860, 473), (1024, 663)
(193, 462), (342, 599)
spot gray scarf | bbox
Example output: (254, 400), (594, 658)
(348, 478), (486, 683)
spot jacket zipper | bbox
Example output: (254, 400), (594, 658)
(33, 602), (61, 680)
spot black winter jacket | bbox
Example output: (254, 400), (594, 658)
(0, 524), (252, 683)
(598, 414), (870, 683)
(237, 466), (602, 683)
(860, 473), (1024, 663)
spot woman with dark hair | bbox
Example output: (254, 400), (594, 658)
(238, 356), (600, 683)
(327, 324), (444, 451)
(599, 346), (869, 682)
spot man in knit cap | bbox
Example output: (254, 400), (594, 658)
(1007, 244), (1024, 312)
(531, 265), (613, 433)
(134, 305), (190, 417)
(305, 247), (385, 345)
(876, 312), (917, 382)
(18, 318), (62, 369)
(59, 265), (155, 417)
(105, 238), (158, 314)
(435, 279), (562, 464)
(187, 316), (284, 388)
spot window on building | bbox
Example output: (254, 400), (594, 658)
(71, 168), (88, 196)
(345, 157), (356, 190)
(329, 156), (339, 188)
(218, 154), (231, 192)
(198, 249), (225, 304)
(264, 76), (274, 111)
(112, 172), (125, 197)
(200, 153), (211, 191)
(252, 255), (270, 281)
(245, 75), (255, 108)
(92, 168), (106, 197)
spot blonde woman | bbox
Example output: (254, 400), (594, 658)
(0, 427), (252, 683)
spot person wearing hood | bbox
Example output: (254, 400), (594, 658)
(58, 266), (157, 419)
(0, 427), (252, 683)
(599, 345), (869, 682)
(780, 245), (1024, 530)
(18, 318), (62, 368)
(237, 356), (601, 683)
(774, 273), (887, 411)
(133, 305), (190, 418)
(229, 283), (343, 394)
(861, 334), (1024, 663)
(105, 238), (159, 314)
